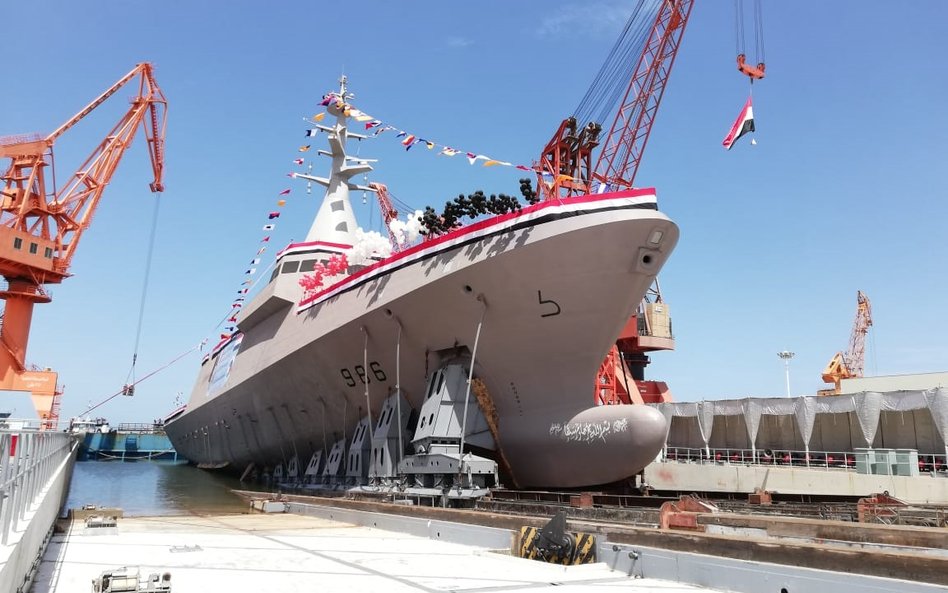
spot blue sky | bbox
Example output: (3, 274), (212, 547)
(2, 1), (946, 423)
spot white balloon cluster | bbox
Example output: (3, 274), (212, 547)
(346, 211), (425, 267)
(388, 210), (424, 246)
(347, 228), (393, 265)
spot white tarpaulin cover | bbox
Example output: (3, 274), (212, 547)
(654, 388), (948, 455)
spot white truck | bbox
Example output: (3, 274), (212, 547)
(91, 567), (171, 592)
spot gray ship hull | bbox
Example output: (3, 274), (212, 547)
(167, 190), (678, 488)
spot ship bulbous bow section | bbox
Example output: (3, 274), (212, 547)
(500, 404), (668, 488)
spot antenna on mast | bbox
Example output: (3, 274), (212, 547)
(338, 74), (354, 101)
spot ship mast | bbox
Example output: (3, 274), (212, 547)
(296, 75), (376, 245)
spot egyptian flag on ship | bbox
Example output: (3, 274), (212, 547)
(722, 97), (755, 150)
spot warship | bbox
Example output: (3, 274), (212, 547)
(165, 78), (679, 495)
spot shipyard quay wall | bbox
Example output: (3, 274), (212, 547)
(0, 431), (77, 593)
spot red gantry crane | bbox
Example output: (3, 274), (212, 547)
(0, 63), (167, 428)
(820, 291), (873, 395)
(536, 0), (694, 404)
(537, 0), (766, 405)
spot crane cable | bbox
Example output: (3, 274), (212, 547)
(735, 0), (766, 84)
(79, 339), (205, 417)
(122, 191), (162, 396)
(754, 0), (766, 67)
(573, 0), (657, 127)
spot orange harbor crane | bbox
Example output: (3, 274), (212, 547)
(0, 63), (167, 428)
(820, 291), (873, 395)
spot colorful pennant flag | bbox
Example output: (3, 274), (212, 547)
(299, 145), (311, 152)
(268, 212), (280, 219)
(276, 199), (286, 207)
(245, 268), (256, 275)
(279, 188), (291, 195)
(318, 97), (546, 176)
(250, 258), (260, 265)
(262, 224), (274, 231)
(305, 129), (319, 137)
(313, 112), (326, 122)
(293, 158), (304, 165)
(261, 237), (270, 243)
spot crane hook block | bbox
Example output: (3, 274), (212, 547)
(737, 54), (765, 80)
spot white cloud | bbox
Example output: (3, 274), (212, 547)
(537, 1), (635, 37)
(446, 36), (473, 48)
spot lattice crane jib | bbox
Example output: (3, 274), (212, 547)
(0, 63), (166, 427)
(821, 291), (873, 395)
(846, 291), (873, 378)
(367, 182), (401, 252)
(592, 0), (694, 192)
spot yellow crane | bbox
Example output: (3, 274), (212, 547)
(820, 291), (873, 395)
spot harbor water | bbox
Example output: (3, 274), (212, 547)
(65, 461), (259, 516)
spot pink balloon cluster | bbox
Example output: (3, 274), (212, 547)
(298, 253), (349, 296)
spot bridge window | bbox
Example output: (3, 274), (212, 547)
(299, 259), (316, 273)
(29, 242), (38, 254)
(13, 238), (22, 250)
(335, 222), (348, 232)
(44, 247), (53, 258)
(281, 261), (300, 274)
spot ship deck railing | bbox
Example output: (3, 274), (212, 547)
(663, 446), (948, 476)
(0, 418), (44, 431)
(112, 423), (164, 434)
(0, 430), (76, 545)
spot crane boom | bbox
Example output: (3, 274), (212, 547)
(368, 182), (401, 252)
(820, 291), (873, 395)
(593, 0), (694, 190)
(535, 0), (694, 201)
(0, 63), (167, 427)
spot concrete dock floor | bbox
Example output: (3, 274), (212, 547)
(32, 513), (718, 592)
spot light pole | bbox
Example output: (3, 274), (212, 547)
(777, 351), (795, 397)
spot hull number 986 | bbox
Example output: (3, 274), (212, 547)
(340, 362), (387, 387)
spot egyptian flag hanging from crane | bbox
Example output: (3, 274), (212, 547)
(722, 97), (755, 150)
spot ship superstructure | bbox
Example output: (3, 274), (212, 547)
(165, 77), (679, 495)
